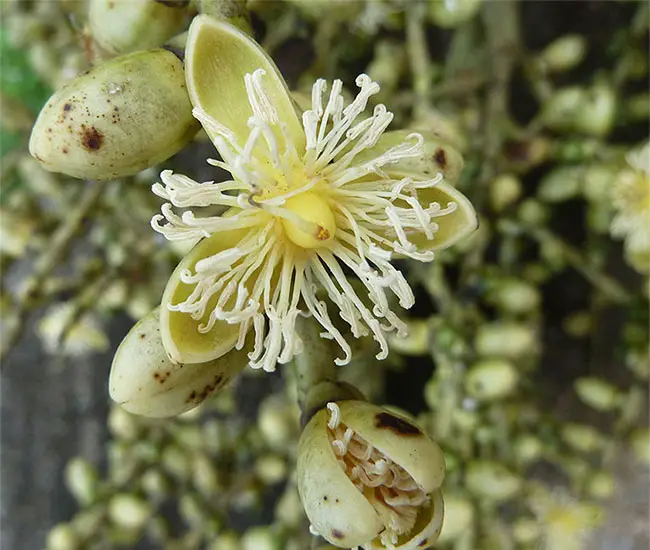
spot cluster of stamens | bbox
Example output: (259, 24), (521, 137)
(326, 403), (429, 547)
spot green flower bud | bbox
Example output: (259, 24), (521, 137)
(574, 377), (621, 412)
(489, 174), (522, 212)
(108, 404), (140, 440)
(517, 198), (549, 226)
(513, 434), (543, 465)
(436, 494), (474, 543)
(254, 454), (288, 485)
(46, 523), (80, 550)
(109, 307), (249, 417)
(465, 359), (518, 401)
(275, 485), (304, 529)
(573, 84), (616, 137)
(208, 531), (241, 550)
(30, 49), (199, 180)
(161, 443), (191, 480)
(489, 279), (540, 314)
(179, 492), (209, 528)
(88, 0), (188, 56)
(538, 35), (587, 73)
(542, 87), (585, 132)
(64, 458), (99, 506)
(560, 423), (603, 453)
(538, 166), (582, 203)
(108, 494), (151, 530)
(193, 453), (222, 496)
(512, 518), (540, 544)
(465, 461), (521, 503)
(474, 322), (537, 359)
(297, 401), (445, 549)
(141, 468), (172, 500)
(258, 395), (300, 450)
(586, 471), (615, 500)
(241, 526), (282, 550)
(428, 0), (482, 28)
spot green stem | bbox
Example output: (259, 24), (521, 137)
(406, 2), (432, 119)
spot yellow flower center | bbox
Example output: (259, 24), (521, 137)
(281, 191), (336, 249)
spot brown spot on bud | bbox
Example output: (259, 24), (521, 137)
(331, 529), (344, 540)
(434, 148), (447, 169)
(63, 103), (72, 112)
(81, 125), (104, 151)
(418, 538), (429, 547)
(374, 412), (422, 436)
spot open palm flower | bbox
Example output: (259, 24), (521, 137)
(109, 16), (477, 417)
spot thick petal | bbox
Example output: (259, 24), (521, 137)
(109, 308), (248, 417)
(160, 227), (248, 364)
(411, 181), (478, 251)
(338, 401), (446, 494)
(297, 408), (384, 548)
(185, 15), (304, 151)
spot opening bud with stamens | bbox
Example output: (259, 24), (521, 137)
(297, 400), (445, 549)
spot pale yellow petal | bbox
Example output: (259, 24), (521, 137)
(185, 15), (304, 151)
(160, 227), (248, 364)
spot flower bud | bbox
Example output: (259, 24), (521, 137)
(574, 377), (621, 412)
(587, 471), (615, 499)
(474, 322), (537, 359)
(465, 461), (521, 503)
(488, 279), (540, 314)
(46, 524), (80, 550)
(30, 49), (199, 180)
(560, 423), (603, 453)
(537, 166), (582, 203)
(109, 307), (249, 417)
(465, 359), (518, 401)
(65, 458), (99, 506)
(489, 174), (522, 212)
(108, 494), (152, 530)
(573, 84), (616, 137)
(387, 319), (429, 356)
(538, 35), (587, 73)
(297, 401), (445, 549)
(629, 428), (650, 465)
(428, 0), (482, 28)
(88, 0), (188, 57)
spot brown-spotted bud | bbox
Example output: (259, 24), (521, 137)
(88, 0), (188, 57)
(109, 307), (248, 417)
(29, 49), (199, 180)
(297, 400), (445, 549)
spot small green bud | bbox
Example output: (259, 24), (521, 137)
(241, 527), (282, 550)
(275, 485), (303, 529)
(475, 322), (537, 359)
(537, 166), (582, 203)
(161, 443), (191, 480)
(465, 359), (518, 401)
(489, 174), (522, 212)
(208, 532), (241, 550)
(513, 434), (543, 465)
(141, 468), (172, 500)
(560, 423), (603, 453)
(254, 454), (288, 485)
(46, 523), (80, 550)
(30, 49), (199, 180)
(108, 405), (140, 440)
(587, 471), (615, 499)
(108, 494), (151, 530)
(517, 198), (549, 226)
(574, 377), (621, 412)
(192, 453), (222, 496)
(542, 87), (585, 132)
(573, 84), (616, 137)
(512, 518), (540, 544)
(466, 460), (522, 503)
(64, 458), (99, 506)
(562, 311), (592, 338)
(258, 395), (299, 451)
(489, 279), (540, 314)
(428, 0), (482, 28)
(88, 0), (188, 56)
(538, 34), (587, 73)
(179, 493), (208, 528)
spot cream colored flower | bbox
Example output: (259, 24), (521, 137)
(153, 16), (477, 373)
(529, 485), (602, 550)
(610, 141), (650, 273)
